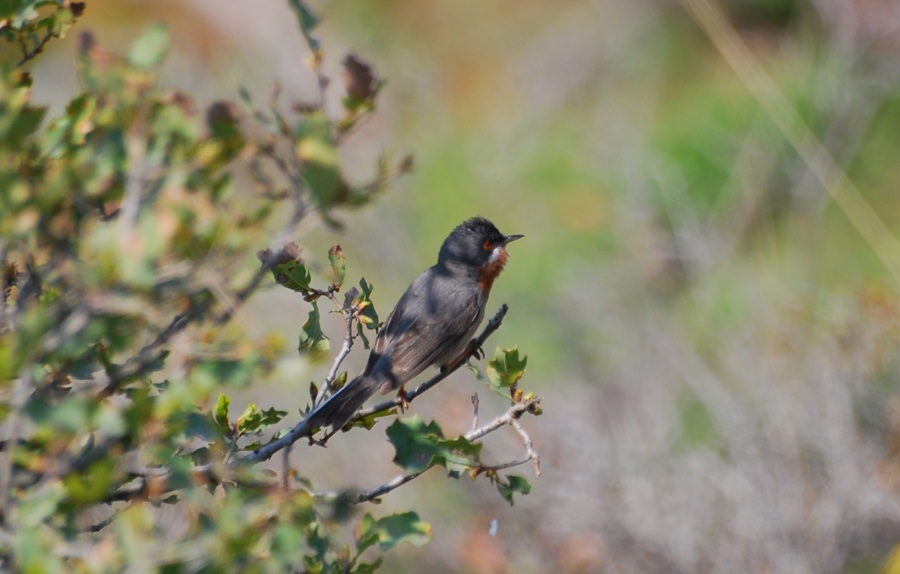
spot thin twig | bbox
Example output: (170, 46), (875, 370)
(103, 463), (279, 504)
(87, 510), (120, 533)
(315, 300), (355, 409)
(282, 445), (291, 491)
(510, 417), (541, 477)
(475, 457), (534, 473)
(16, 29), (58, 67)
(322, 396), (541, 504)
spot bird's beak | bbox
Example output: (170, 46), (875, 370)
(503, 234), (524, 245)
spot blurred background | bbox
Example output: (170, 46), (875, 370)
(28, 0), (900, 572)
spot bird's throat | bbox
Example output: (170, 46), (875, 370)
(478, 248), (509, 294)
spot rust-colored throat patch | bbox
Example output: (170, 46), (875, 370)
(478, 248), (509, 294)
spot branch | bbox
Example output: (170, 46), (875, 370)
(102, 463), (278, 504)
(314, 297), (356, 409)
(510, 417), (541, 477)
(16, 28), (57, 67)
(238, 304), (510, 464)
(88, 354), (537, 511)
(324, 395), (542, 504)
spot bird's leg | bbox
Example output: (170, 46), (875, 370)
(396, 386), (410, 412)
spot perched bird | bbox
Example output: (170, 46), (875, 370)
(308, 216), (522, 431)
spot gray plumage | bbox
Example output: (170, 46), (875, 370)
(306, 217), (519, 431)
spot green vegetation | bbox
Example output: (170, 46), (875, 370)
(0, 1), (541, 571)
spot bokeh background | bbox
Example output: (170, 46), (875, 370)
(27, 0), (900, 572)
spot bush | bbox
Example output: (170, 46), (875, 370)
(0, 1), (541, 571)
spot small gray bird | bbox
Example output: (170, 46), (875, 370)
(307, 217), (522, 431)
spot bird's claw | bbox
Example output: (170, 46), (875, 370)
(469, 339), (484, 361)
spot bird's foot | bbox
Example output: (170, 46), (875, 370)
(468, 338), (484, 361)
(397, 387), (410, 412)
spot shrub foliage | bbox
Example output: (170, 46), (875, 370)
(0, 1), (541, 571)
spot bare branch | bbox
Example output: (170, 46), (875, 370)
(103, 463), (278, 504)
(16, 27), (59, 67)
(510, 417), (541, 477)
(325, 395), (542, 504)
(315, 299), (356, 409)
(87, 510), (120, 533)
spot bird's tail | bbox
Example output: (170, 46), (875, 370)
(306, 375), (380, 431)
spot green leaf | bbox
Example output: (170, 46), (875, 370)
(296, 113), (343, 211)
(25, 396), (91, 433)
(328, 244), (346, 288)
(355, 277), (379, 331)
(287, 0), (320, 51)
(357, 512), (431, 553)
(128, 23), (169, 69)
(213, 393), (231, 431)
(350, 406), (397, 430)
(0, 68), (47, 149)
(486, 347), (528, 391)
(352, 559), (384, 574)
(386, 416), (482, 474)
(18, 483), (65, 528)
(494, 474), (531, 506)
(65, 458), (118, 504)
(236, 403), (288, 435)
(299, 301), (330, 356)
(191, 358), (254, 389)
(261, 243), (312, 293)
(438, 435), (484, 477)
(386, 417), (445, 473)
(356, 513), (380, 554)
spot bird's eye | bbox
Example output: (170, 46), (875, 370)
(482, 240), (494, 251)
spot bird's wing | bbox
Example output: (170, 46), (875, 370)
(366, 269), (483, 390)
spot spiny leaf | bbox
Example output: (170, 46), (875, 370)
(486, 347), (527, 394)
(494, 474), (531, 506)
(386, 416), (483, 474)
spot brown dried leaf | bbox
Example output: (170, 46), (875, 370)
(343, 53), (378, 102)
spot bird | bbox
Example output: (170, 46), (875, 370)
(307, 216), (523, 431)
